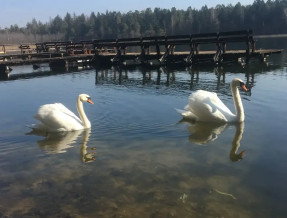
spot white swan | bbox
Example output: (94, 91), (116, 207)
(31, 94), (93, 132)
(177, 78), (247, 123)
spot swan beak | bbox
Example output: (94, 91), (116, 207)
(87, 99), (94, 104)
(238, 151), (245, 159)
(241, 84), (248, 91)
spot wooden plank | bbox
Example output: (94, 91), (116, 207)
(219, 30), (251, 36)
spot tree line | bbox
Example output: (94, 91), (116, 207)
(1, 0), (287, 44)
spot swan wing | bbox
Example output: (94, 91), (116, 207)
(34, 103), (83, 131)
(188, 90), (234, 122)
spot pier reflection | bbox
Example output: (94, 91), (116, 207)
(183, 121), (245, 162)
(27, 129), (96, 163)
(94, 62), (280, 94)
(0, 60), (280, 89)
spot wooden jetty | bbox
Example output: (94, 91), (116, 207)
(0, 29), (282, 78)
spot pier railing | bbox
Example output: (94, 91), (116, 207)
(92, 29), (256, 64)
(1, 29), (255, 59)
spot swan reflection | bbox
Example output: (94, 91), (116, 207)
(187, 122), (227, 145)
(27, 129), (96, 163)
(229, 122), (245, 162)
(183, 121), (245, 161)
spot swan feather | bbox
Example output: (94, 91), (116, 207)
(34, 103), (83, 132)
(31, 94), (93, 132)
(178, 78), (247, 123)
(186, 90), (235, 122)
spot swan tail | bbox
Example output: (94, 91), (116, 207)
(26, 123), (50, 133)
(25, 124), (47, 136)
(175, 108), (197, 121)
(26, 124), (38, 130)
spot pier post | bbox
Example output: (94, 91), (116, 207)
(194, 44), (199, 55)
(159, 45), (170, 63)
(214, 42), (223, 64)
(222, 42), (226, 53)
(112, 46), (122, 63)
(0, 64), (11, 79)
(185, 41), (194, 64)
(155, 39), (161, 58)
(49, 60), (67, 71)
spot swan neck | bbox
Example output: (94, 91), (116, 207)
(231, 82), (245, 122)
(76, 97), (91, 128)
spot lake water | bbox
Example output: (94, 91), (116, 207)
(0, 39), (287, 217)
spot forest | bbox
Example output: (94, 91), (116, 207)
(0, 0), (287, 43)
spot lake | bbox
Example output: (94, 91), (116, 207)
(0, 38), (287, 217)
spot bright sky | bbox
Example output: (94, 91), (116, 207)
(1, 0), (255, 28)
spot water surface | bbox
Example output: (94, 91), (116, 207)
(0, 40), (287, 217)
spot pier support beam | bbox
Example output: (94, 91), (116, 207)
(213, 43), (223, 64)
(49, 60), (67, 71)
(0, 64), (12, 79)
(185, 43), (195, 64)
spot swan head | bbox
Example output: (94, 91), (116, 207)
(232, 78), (248, 91)
(79, 94), (94, 104)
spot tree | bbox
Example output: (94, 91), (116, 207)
(2, 0), (287, 43)
(64, 13), (75, 40)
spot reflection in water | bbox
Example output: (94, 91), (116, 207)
(183, 120), (245, 162)
(189, 67), (199, 89)
(26, 129), (96, 163)
(80, 129), (97, 163)
(186, 121), (227, 145)
(94, 63), (279, 95)
(229, 122), (245, 162)
(215, 67), (226, 91)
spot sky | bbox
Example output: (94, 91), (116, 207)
(1, 0), (256, 28)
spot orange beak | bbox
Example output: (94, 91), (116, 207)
(87, 99), (94, 104)
(241, 84), (248, 91)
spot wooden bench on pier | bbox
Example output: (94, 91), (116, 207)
(19, 45), (32, 54)
(36, 41), (73, 53)
(92, 30), (257, 65)
(67, 41), (94, 55)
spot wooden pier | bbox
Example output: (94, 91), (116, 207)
(0, 30), (282, 78)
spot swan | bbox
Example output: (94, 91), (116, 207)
(31, 94), (93, 132)
(177, 78), (247, 123)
